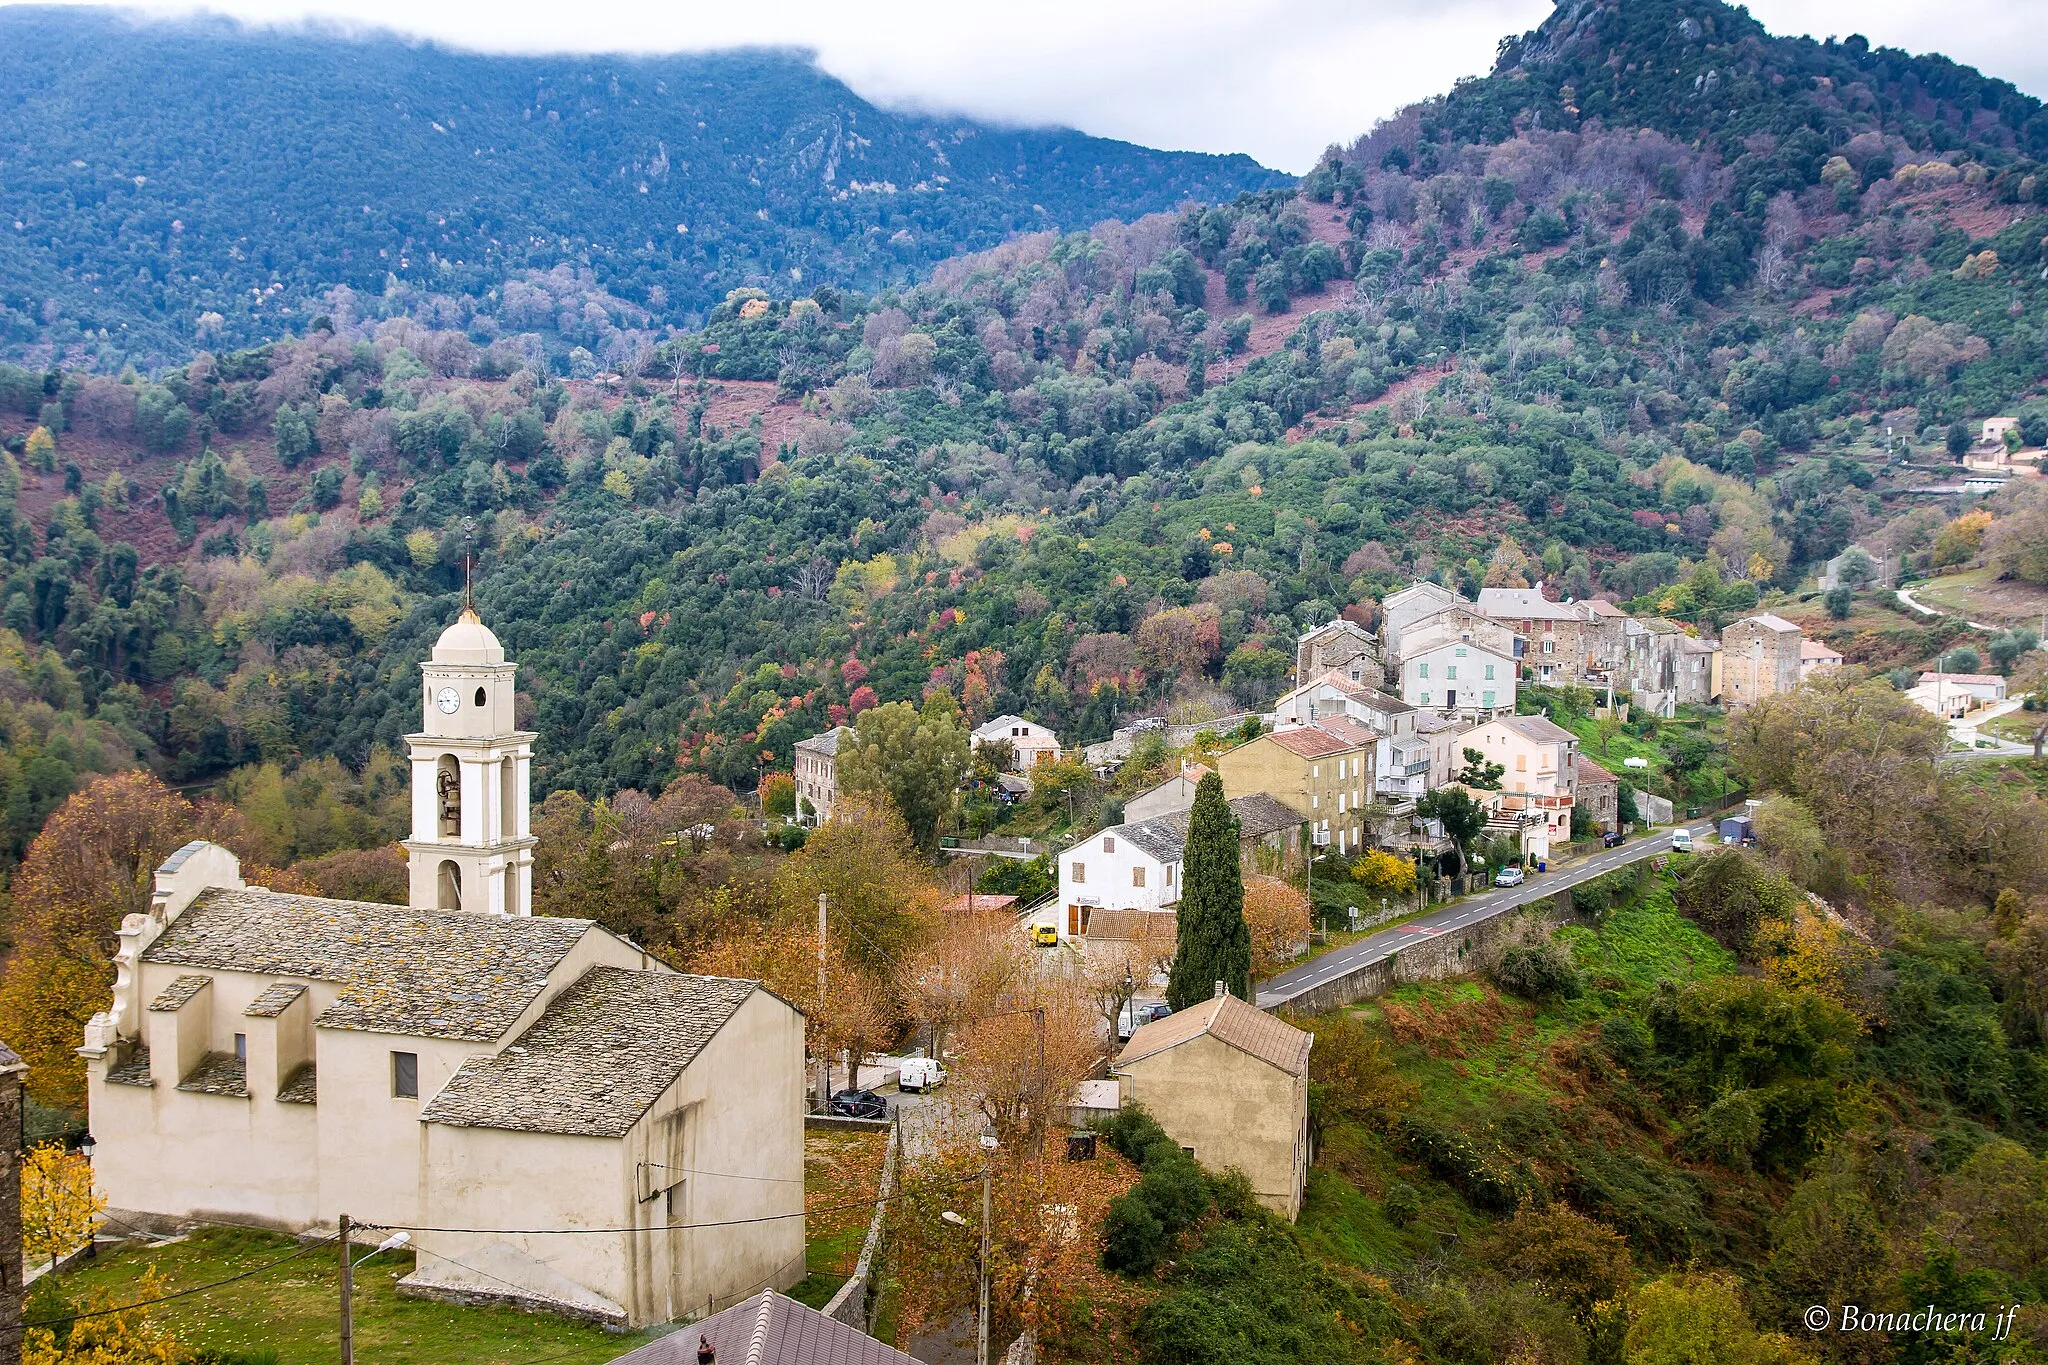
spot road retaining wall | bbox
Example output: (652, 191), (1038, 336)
(1268, 888), (1582, 1017)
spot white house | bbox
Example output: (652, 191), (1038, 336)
(972, 714), (1062, 770)
(1909, 671), (2008, 718)
(1399, 638), (1515, 717)
(1047, 816), (1186, 943)
(81, 612), (809, 1330)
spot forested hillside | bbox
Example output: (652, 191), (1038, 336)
(0, 6), (1286, 371)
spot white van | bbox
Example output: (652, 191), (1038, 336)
(898, 1058), (947, 1093)
(1670, 828), (1693, 853)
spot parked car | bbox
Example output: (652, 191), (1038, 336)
(1028, 923), (1059, 946)
(1602, 830), (1626, 848)
(829, 1089), (887, 1120)
(1670, 829), (1694, 854)
(898, 1058), (947, 1093)
(1117, 1001), (1174, 1042)
(1493, 865), (1526, 887)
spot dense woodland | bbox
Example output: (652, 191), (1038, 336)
(0, 6), (1285, 370)
(2, 0), (2048, 1360)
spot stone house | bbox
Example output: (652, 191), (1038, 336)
(1214, 727), (1375, 857)
(971, 715), (1062, 770)
(81, 613), (809, 1330)
(1721, 614), (1805, 709)
(1293, 619), (1382, 688)
(1624, 618), (1719, 716)
(792, 727), (847, 826)
(1378, 581), (1469, 662)
(1476, 583), (1597, 685)
(1575, 756), (1621, 834)
(1114, 994), (1313, 1220)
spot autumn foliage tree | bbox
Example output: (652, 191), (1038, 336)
(1242, 876), (1311, 975)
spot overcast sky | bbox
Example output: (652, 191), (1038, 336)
(19, 0), (2048, 172)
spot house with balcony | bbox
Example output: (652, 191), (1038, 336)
(1463, 714), (1579, 860)
(1397, 637), (1516, 718)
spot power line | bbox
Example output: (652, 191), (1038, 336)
(359, 1169), (974, 1238)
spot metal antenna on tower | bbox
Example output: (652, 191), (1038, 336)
(463, 518), (477, 613)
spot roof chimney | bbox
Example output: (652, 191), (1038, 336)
(1213, 980), (1226, 1000)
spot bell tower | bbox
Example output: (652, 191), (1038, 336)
(403, 607), (537, 915)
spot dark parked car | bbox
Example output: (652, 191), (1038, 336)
(829, 1089), (887, 1120)
(1602, 830), (1626, 848)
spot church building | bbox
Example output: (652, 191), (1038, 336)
(80, 610), (807, 1329)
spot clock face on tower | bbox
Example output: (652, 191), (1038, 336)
(436, 686), (461, 715)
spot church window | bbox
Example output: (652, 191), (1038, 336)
(474, 686), (487, 708)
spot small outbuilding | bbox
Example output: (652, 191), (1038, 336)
(1113, 993), (1313, 1220)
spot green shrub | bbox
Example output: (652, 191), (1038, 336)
(1382, 1182), (1421, 1226)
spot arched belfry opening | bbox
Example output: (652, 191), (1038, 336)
(437, 860), (461, 910)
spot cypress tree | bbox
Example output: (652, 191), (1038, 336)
(1167, 772), (1250, 1008)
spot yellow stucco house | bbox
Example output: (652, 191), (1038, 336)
(1114, 994), (1314, 1220)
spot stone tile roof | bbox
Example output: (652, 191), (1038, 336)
(142, 887), (595, 1042)
(277, 1063), (318, 1105)
(0, 1038), (21, 1073)
(1082, 909), (1177, 943)
(243, 982), (307, 1018)
(1220, 793), (1303, 840)
(610, 1290), (917, 1365)
(1800, 640), (1844, 661)
(177, 1051), (247, 1097)
(1104, 815), (1192, 865)
(795, 727), (847, 758)
(1739, 613), (1802, 633)
(1476, 585), (1579, 620)
(149, 974), (212, 1012)
(1307, 715), (1382, 748)
(1117, 994), (1312, 1077)
(420, 967), (759, 1137)
(106, 1045), (153, 1087)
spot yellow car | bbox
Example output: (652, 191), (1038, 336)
(1028, 923), (1060, 946)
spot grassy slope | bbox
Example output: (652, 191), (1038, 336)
(1296, 885), (1744, 1277)
(41, 1129), (892, 1359)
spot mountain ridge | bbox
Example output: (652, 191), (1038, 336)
(0, 6), (1286, 370)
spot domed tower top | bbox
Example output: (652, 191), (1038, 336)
(431, 607), (506, 665)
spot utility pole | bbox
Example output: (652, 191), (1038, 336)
(977, 1151), (992, 1365)
(816, 894), (829, 1112)
(338, 1213), (353, 1365)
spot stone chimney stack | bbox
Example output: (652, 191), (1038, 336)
(1213, 980), (1225, 1000)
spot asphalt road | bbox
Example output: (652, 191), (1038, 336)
(1255, 823), (1716, 1010)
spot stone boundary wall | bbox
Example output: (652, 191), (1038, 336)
(822, 1125), (899, 1329)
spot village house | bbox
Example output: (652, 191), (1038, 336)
(792, 726), (847, 825)
(1042, 795), (1306, 944)
(1114, 994), (1313, 1220)
(80, 613), (808, 1330)
(1575, 756), (1622, 835)
(1721, 614), (1805, 709)
(1124, 762), (1213, 823)
(1579, 598), (1632, 677)
(1909, 671), (2008, 718)
(1377, 581), (1469, 662)
(1475, 584), (1598, 685)
(1623, 618), (1720, 716)
(1799, 639), (1845, 679)
(1293, 618), (1382, 688)
(971, 714), (1062, 770)
(1270, 671), (1419, 802)
(1214, 726), (1375, 856)
(1397, 635), (1516, 718)
(1463, 714), (1580, 860)
(1415, 712), (1478, 792)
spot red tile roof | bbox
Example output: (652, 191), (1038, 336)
(1266, 728), (1359, 760)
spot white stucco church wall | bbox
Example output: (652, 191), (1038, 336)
(79, 610), (805, 1328)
